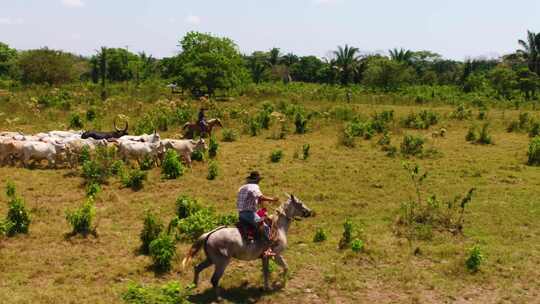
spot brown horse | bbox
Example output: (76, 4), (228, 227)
(182, 118), (223, 139)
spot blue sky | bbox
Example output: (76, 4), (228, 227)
(1, 0), (539, 60)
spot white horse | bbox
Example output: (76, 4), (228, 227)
(182, 194), (312, 300)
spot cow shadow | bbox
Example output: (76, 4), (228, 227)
(188, 284), (278, 304)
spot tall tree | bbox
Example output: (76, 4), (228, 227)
(17, 48), (82, 85)
(389, 48), (414, 65)
(518, 30), (540, 75)
(333, 45), (361, 85)
(0, 42), (17, 79)
(268, 48), (281, 66)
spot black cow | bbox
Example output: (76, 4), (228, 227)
(82, 118), (128, 140)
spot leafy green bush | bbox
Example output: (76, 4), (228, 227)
(313, 228), (327, 242)
(527, 137), (540, 166)
(477, 123), (492, 144)
(190, 150), (205, 162)
(161, 150), (184, 179)
(450, 103), (472, 120)
(351, 239), (364, 253)
(175, 195), (202, 219)
(122, 169), (147, 191)
(339, 219), (356, 249)
(122, 281), (193, 304)
(69, 113), (84, 129)
(257, 109), (272, 129)
(340, 128), (356, 148)
(81, 147), (115, 184)
(139, 155), (155, 171)
(221, 128), (238, 142)
(86, 107), (97, 121)
(401, 110), (439, 129)
(140, 211), (164, 255)
(247, 117), (261, 136)
(466, 125), (477, 142)
(172, 208), (217, 240)
(466, 245), (485, 272)
(207, 161), (219, 180)
(65, 199), (96, 236)
(400, 135), (425, 156)
(5, 183), (31, 236)
(529, 121), (540, 138)
(0, 220), (14, 238)
(217, 213), (238, 226)
(149, 233), (176, 272)
(208, 135), (219, 158)
(294, 112), (308, 134)
(111, 160), (126, 176)
(270, 149), (284, 163)
(79, 145), (91, 164)
(85, 182), (101, 198)
(302, 144), (310, 160)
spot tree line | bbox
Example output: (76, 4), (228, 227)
(0, 30), (539, 100)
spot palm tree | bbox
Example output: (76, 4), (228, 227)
(518, 30), (540, 75)
(268, 48), (281, 66)
(389, 48), (414, 64)
(333, 44), (361, 85)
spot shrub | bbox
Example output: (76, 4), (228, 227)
(111, 160), (126, 176)
(270, 149), (284, 163)
(302, 144), (310, 160)
(466, 245), (485, 272)
(294, 112), (308, 134)
(466, 125), (477, 142)
(140, 211), (164, 255)
(207, 161), (219, 180)
(339, 219), (356, 249)
(257, 109), (272, 129)
(477, 123), (492, 144)
(477, 110), (487, 120)
(527, 137), (540, 166)
(221, 128), (238, 142)
(65, 199), (96, 236)
(507, 120), (520, 133)
(122, 169), (147, 191)
(122, 282), (193, 304)
(85, 182), (101, 198)
(172, 208), (217, 240)
(529, 121), (540, 138)
(81, 147), (115, 184)
(79, 145), (91, 164)
(313, 228), (327, 242)
(378, 132), (391, 146)
(450, 103), (472, 120)
(149, 233), (176, 272)
(86, 107), (97, 121)
(175, 195), (202, 219)
(0, 220), (14, 238)
(400, 135), (425, 156)
(190, 149), (205, 162)
(340, 128), (356, 148)
(161, 150), (184, 179)
(217, 213), (238, 226)
(351, 239), (364, 253)
(401, 110), (439, 129)
(5, 183), (31, 236)
(247, 117), (261, 136)
(208, 135), (219, 158)
(69, 113), (84, 129)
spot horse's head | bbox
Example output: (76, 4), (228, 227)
(284, 194), (312, 219)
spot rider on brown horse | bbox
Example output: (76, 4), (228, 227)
(198, 108), (208, 137)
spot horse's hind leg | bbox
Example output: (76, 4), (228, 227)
(274, 254), (289, 286)
(193, 258), (212, 286)
(211, 258), (230, 301)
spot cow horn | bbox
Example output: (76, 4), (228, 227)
(114, 115), (128, 133)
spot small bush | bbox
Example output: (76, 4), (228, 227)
(161, 150), (184, 179)
(86, 107), (97, 121)
(302, 144), (310, 160)
(466, 125), (477, 142)
(139, 155), (155, 171)
(122, 169), (147, 191)
(149, 233), (176, 272)
(450, 103), (472, 120)
(313, 228), (327, 242)
(270, 150), (284, 163)
(208, 135), (219, 158)
(190, 150), (205, 162)
(0, 220), (14, 238)
(5, 183), (31, 236)
(140, 211), (163, 255)
(339, 219), (356, 249)
(65, 199), (96, 236)
(79, 145), (91, 164)
(69, 113), (84, 129)
(175, 195), (202, 219)
(207, 161), (219, 180)
(401, 110), (439, 129)
(527, 137), (540, 166)
(465, 245), (485, 273)
(294, 112), (308, 134)
(351, 239), (364, 253)
(400, 135), (425, 156)
(217, 213), (238, 226)
(340, 128), (356, 148)
(111, 160), (126, 176)
(85, 182), (101, 198)
(529, 121), (540, 138)
(122, 282), (193, 304)
(221, 128), (238, 142)
(477, 123), (492, 144)
(172, 208), (217, 240)
(247, 117), (261, 136)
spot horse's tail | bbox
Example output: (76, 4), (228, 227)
(181, 226), (226, 270)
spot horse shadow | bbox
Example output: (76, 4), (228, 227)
(188, 284), (278, 304)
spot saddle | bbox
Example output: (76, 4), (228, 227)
(236, 208), (271, 242)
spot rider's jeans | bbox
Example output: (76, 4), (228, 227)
(239, 211), (270, 239)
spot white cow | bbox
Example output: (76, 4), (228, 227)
(21, 141), (66, 168)
(118, 141), (165, 166)
(118, 132), (161, 144)
(162, 139), (207, 167)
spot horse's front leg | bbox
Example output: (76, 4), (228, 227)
(274, 254), (289, 286)
(261, 256), (270, 291)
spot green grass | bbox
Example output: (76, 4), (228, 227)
(0, 86), (539, 303)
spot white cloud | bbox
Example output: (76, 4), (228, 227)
(62, 0), (84, 8)
(185, 15), (201, 25)
(0, 17), (24, 25)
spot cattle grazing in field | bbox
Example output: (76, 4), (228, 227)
(162, 138), (207, 167)
(82, 117), (128, 140)
(20, 141), (67, 168)
(117, 140), (165, 166)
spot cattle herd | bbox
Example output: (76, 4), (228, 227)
(0, 118), (207, 169)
